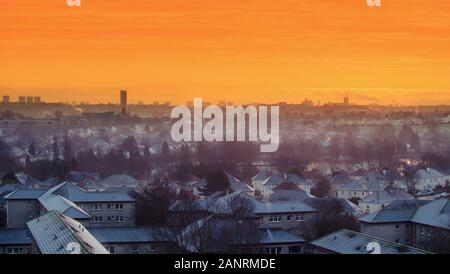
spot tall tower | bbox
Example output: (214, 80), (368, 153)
(120, 89), (127, 115)
(343, 95), (349, 106)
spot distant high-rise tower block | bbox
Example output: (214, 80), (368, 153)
(18, 96), (26, 104)
(2, 96), (10, 104)
(26, 96), (34, 104)
(120, 90), (127, 115)
(34, 96), (41, 103)
(344, 95), (349, 106)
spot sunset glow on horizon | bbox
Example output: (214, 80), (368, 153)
(1, 0), (450, 105)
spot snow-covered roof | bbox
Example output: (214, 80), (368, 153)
(102, 174), (139, 187)
(410, 199), (450, 230)
(360, 188), (414, 204)
(269, 189), (313, 202)
(38, 185), (90, 220)
(310, 229), (431, 254)
(27, 211), (109, 254)
(263, 173), (310, 186)
(414, 168), (445, 180)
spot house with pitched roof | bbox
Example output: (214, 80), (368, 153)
(5, 182), (135, 228)
(0, 228), (31, 254)
(413, 167), (450, 191)
(89, 226), (181, 254)
(252, 172), (311, 199)
(360, 198), (450, 253)
(359, 186), (414, 214)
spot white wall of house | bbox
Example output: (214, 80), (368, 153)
(336, 189), (370, 200)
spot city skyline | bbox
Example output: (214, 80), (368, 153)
(1, 0), (450, 105)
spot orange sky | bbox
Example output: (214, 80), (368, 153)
(1, 0), (450, 105)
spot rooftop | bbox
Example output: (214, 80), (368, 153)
(27, 211), (109, 254)
(310, 229), (431, 254)
(0, 228), (31, 245)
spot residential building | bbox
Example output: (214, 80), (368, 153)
(336, 172), (386, 200)
(6, 182), (135, 228)
(252, 172), (311, 199)
(359, 187), (414, 214)
(5, 190), (46, 228)
(413, 168), (449, 191)
(240, 228), (306, 254)
(89, 226), (180, 254)
(0, 228), (31, 254)
(360, 198), (450, 253)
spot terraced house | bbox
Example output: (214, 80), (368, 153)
(5, 182), (135, 228)
(359, 198), (450, 253)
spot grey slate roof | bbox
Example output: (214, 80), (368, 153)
(263, 173), (310, 187)
(303, 197), (360, 214)
(414, 168), (445, 179)
(0, 228), (31, 245)
(226, 173), (254, 193)
(359, 199), (430, 224)
(27, 211), (109, 254)
(253, 200), (316, 214)
(5, 190), (46, 200)
(269, 189), (312, 202)
(101, 174), (139, 187)
(360, 188), (414, 204)
(340, 173), (386, 191)
(39, 184), (90, 219)
(410, 199), (450, 230)
(53, 182), (135, 202)
(89, 227), (171, 243)
(310, 229), (431, 254)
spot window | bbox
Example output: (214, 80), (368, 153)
(289, 246), (301, 254)
(91, 204), (102, 211)
(107, 204), (113, 210)
(405, 224), (410, 230)
(6, 247), (22, 254)
(27, 201), (33, 207)
(264, 247), (281, 254)
(395, 225), (400, 231)
(107, 246), (115, 254)
(420, 227), (425, 235)
(93, 216), (103, 223)
(115, 204), (124, 210)
(259, 217), (263, 224)
(296, 216), (304, 222)
(426, 227), (431, 236)
(287, 215), (293, 222)
(116, 216), (124, 223)
(269, 216), (281, 223)
(107, 216), (113, 223)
